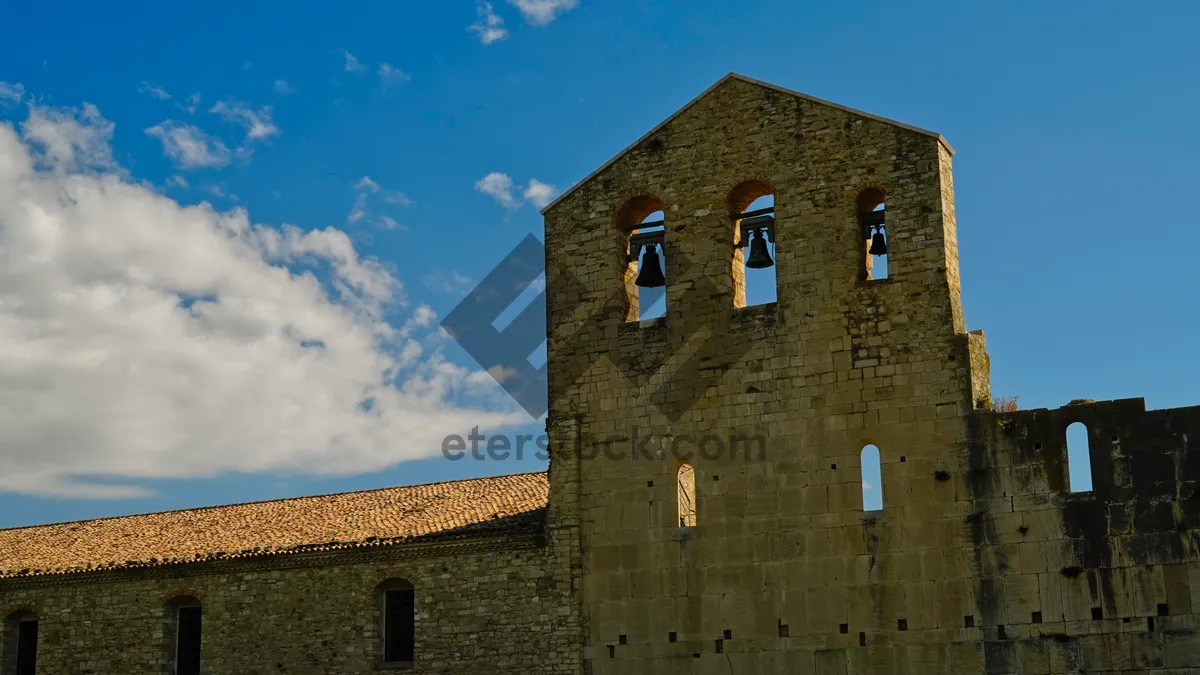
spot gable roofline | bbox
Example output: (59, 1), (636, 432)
(540, 72), (954, 214)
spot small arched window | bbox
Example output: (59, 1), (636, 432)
(856, 188), (888, 281)
(861, 444), (883, 511)
(677, 463), (697, 527)
(1066, 422), (1093, 492)
(729, 181), (777, 308)
(378, 578), (415, 667)
(617, 196), (667, 322)
(165, 596), (202, 675)
(2, 610), (37, 675)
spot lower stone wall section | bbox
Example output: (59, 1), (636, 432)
(0, 536), (578, 675)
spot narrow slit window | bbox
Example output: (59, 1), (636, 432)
(165, 597), (202, 675)
(3, 612), (38, 675)
(380, 579), (415, 665)
(677, 463), (697, 527)
(856, 189), (888, 281)
(631, 212), (666, 320)
(729, 181), (777, 308)
(1066, 422), (1093, 492)
(861, 444), (883, 511)
(176, 607), (201, 675)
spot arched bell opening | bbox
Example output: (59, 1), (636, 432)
(616, 195), (668, 322)
(728, 180), (777, 309)
(856, 188), (888, 281)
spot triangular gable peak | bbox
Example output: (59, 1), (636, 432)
(541, 72), (953, 214)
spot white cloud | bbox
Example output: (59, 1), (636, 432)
(274, 79), (297, 95)
(206, 182), (235, 200)
(523, 178), (558, 208)
(22, 103), (117, 173)
(138, 81), (172, 101)
(376, 216), (404, 231)
(167, 175), (188, 189)
(145, 121), (232, 170)
(508, 0), (578, 26)
(476, 172), (557, 209)
(343, 50), (367, 73)
(209, 99), (279, 142)
(349, 176), (412, 228)
(178, 92), (202, 115)
(469, 2), (509, 44)
(486, 365), (519, 385)
(475, 172), (518, 208)
(0, 82), (25, 106)
(378, 63), (411, 88)
(0, 99), (524, 498)
(405, 305), (438, 331)
(422, 270), (475, 294)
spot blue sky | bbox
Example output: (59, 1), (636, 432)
(0, 0), (1196, 527)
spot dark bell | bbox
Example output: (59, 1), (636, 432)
(745, 229), (774, 269)
(869, 226), (888, 256)
(635, 243), (666, 288)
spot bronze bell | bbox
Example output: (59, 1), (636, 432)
(745, 229), (774, 269)
(635, 243), (666, 288)
(869, 225), (888, 256)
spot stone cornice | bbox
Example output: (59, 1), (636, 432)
(0, 531), (546, 591)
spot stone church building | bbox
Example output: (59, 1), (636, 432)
(3, 74), (1199, 674)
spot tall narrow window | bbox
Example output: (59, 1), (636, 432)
(1066, 422), (1093, 492)
(166, 596), (202, 675)
(3, 611), (37, 675)
(379, 579), (415, 666)
(729, 181), (777, 308)
(677, 463), (697, 527)
(861, 444), (883, 511)
(856, 189), (888, 281)
(617, 196), (667, 323)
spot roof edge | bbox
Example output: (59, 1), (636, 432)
(0, 527), (547, 586)
(541, 72), (953, 214)
(0, 470), (549, 534)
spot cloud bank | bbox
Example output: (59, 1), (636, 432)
(0, 87), (525, 498)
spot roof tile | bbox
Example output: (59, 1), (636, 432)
(0, 472), (548, 579)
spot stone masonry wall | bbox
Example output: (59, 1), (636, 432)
(542, 74), (1200, 674)
(963, 398), (1200, 674)
(0, 534), (579, 674)
(543, 76), (984, 673)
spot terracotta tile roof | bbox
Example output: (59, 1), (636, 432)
(0, 472), (548, 580)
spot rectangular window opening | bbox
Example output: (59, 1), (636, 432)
(384, 588), (415, 664)
(15, 620), (37, 675)
(677, 464), (697, 528)
(176, 607), (202, 675)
